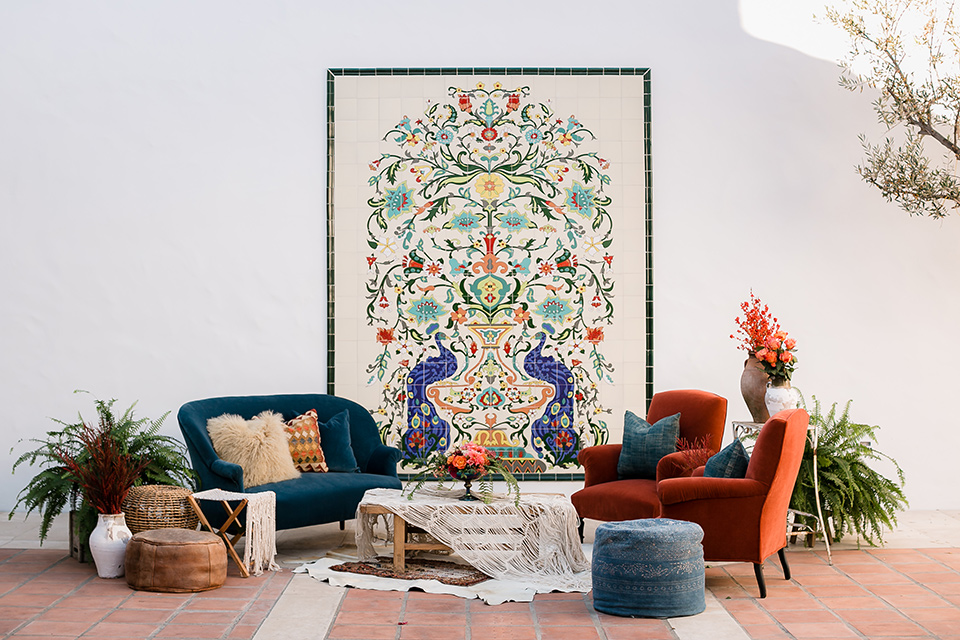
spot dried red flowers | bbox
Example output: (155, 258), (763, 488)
(731, 292), (798, 382)
(731, 291), (780, 353)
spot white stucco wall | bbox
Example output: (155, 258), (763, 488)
(1, 0), (956, 513)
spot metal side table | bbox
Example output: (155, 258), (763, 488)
(732, 420), (832, 565)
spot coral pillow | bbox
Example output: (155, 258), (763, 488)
(206, 411), (301, 488)
(285, 410), (329, 473)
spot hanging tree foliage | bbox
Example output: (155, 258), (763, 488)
(828, 0), (960, 217)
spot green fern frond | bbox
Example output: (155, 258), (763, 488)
(792, 395), (908, 546)
(9, 392), (197, 544)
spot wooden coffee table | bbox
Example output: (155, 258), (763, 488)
(355, 488), (588, 585)
(358, 503), (451, 570)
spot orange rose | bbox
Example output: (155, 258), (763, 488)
(765, 336), (781, 350)
(780, 352), (793, 363)
(755, 348), (769, 362)
(453, 456), (467, 469)
(784, 338), (796, 350)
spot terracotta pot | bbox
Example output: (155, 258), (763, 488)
(740, 353), (770, 423)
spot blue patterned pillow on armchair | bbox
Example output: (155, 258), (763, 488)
(703, 439), (750, 478)
(616, 410), (680, 480)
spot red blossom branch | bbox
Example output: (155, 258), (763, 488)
(54, 420), (150, 515)
(731, 291), (781, 353)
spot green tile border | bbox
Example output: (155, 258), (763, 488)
(326, 67), (654, 410)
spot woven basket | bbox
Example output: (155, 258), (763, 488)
(122, 485), (199, 534)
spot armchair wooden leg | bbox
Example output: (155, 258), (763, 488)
(339, 520), (345, 531)
(577, 518), (585, 543)
(778, 546), (791, 580)
(753, 562), (767, 599)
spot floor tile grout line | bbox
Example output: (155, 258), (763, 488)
(529, 598), (541, 640)
(582, 592), (608, 640)
(321, 580), (350, 640)
(396, 591), (407, 640)
(229, 571), (292, 640)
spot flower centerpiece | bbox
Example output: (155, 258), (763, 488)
(404, 441), (521, 505)
(731, 292), (799, 421)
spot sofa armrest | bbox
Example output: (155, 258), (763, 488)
(579, 444), (622, 487)
(656, 451), (693, 482)
(658, 477), (767, 506)
(209, 459), (244, 492)
(365, 444), (402, 477)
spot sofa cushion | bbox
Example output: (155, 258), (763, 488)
(285, 410), (329, 473)
(318, 409), (359, 473)
(617, 410), (680, 480)
(249, 470), (402, 529)
(206, 411), (301, 487)
(703, 439), (750, 479)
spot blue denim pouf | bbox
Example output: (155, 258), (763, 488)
(591, 519), (705, 618)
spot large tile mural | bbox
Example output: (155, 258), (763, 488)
(328, 69), (651, 475)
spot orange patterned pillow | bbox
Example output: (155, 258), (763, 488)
(284, 410), (328, 472)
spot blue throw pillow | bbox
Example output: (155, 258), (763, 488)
(617, 410), (681, 480)
(703, 439), (750, 478)
(317, 409), (359, 473)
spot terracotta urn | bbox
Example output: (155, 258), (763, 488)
(740, 353), (770, 423)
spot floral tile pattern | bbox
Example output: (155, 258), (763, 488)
(329, 69), (651, 473)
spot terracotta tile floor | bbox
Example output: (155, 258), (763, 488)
(326, 590), (675, 640)
(0, 548), (292, 639)
(325, 547), (960, 640)
(4, 542), (960, 639)
(711, 547), (960, 640)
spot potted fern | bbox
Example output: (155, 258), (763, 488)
(9, 392), (197, 557)
(54, 418), (150, 577)
(791, 394), (908, 546)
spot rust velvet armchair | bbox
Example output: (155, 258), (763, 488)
(658, 408), (810, 598)
(570, 389), (728, 530)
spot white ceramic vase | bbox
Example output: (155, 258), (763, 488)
(88, 513), (132, 578)
(764, 379), (798, 418)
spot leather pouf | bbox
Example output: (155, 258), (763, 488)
(125, 529), (227, 593)
(592, 519), (705, 618)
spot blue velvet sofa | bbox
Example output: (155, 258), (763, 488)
(177, 394), (402, 531)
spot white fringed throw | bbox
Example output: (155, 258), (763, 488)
(192, 488), (280, 576)
(356, 488), (590, 592)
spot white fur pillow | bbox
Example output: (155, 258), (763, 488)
(206, 411), (301, 488)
